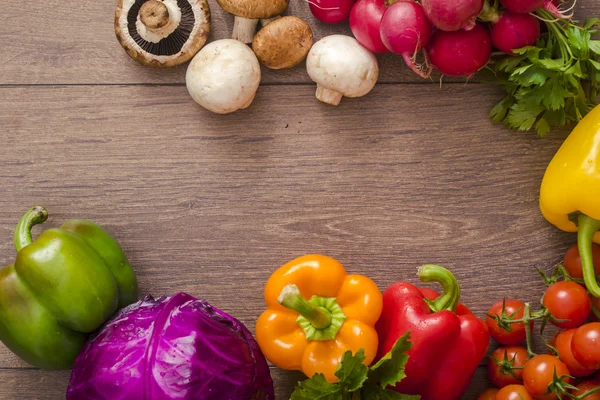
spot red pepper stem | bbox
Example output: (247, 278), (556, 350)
(418, 264), (461, 312)
(14, 206), (49, 252)
(278, 284), (332, 329)
(577, 214), (600, 298)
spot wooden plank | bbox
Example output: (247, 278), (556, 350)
(0, 84), (573, 397)
(0, 365), (492, 399)
(1, 0), (598, 85)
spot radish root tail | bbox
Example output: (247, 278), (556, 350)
(298, 0), (340, 10)
(403, 52), (432, 80)
(532, 0), (576, 20)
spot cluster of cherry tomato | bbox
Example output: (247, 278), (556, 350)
(477, 244), (600, 400)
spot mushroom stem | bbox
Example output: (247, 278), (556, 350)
(232, 17), (259, 43)
(137, 0), (181, 43)
(260, 16), (281, 26)
(315, 85), (343, 106)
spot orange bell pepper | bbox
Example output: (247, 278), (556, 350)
(255, 254), (383, 383)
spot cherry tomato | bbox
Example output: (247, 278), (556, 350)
(309, 0), (354, 24)
(523, 355), (571, 400)
(488, 346), (528, 388)
(564, 243), (600, 279)
(486, 299), (532, 345)
(476, 388), (499, 400)
(572, 322), (600, 369)
(543, 281), (591, 329)
(495, 384), (533, 400)
(571, 381), (600, 399)
(553, 329), (596, 377)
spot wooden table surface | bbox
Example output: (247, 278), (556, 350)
(1, 1), (599, 399)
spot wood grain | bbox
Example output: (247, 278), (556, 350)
(1, 0), (597, 85)
(0, 366), (493, 399)
(0, 84), (578, 398)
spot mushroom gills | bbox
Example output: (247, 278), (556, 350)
(127, 0), (195, 56)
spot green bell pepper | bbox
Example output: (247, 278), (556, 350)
(0, 206), (138, 369)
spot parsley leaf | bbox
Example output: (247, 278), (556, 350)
(362, 383), (421, 400)
(290, 335), (417, 400)
(335, 349), (368, 392)
(487, 10), (600, 136)
(584, 18), (600, 30)
(291, 374), (342, 400)
(369, 333), (412, 389)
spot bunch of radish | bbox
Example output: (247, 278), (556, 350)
(334, 0), (568, 79)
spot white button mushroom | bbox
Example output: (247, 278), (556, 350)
(186, 39), (261, 114)
(306, 35), (379, 106)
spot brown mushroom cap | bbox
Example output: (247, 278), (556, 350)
(115, 0), (211, 68)
(252, 17), (313, 69)
(217, 0), (288, 19)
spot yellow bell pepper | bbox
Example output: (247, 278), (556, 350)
(540, 104), (600, 297)
(255, 254), (382, 383)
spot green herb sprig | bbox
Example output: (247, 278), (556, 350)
(290, 333), (419, 400)
(488, 13), (600, 137)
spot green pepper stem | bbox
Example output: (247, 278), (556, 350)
(577, 214), (600, 298)
(418, 264), (461, 312)
(278, 284), (331, 329)
(14, 206), (48, 252)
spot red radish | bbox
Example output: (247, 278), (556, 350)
(500, 0), (543, 14)
(380, 1), (433, 78)
(350, 0), (388, 53)
(309, 0), (355, 24)
(491, 12), (540, 55)
(427, 23), (492, 77)
(421, 0), (484, 31)
(500, 0), (569, 18)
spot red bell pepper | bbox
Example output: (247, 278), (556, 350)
(375, 265), (490, 399)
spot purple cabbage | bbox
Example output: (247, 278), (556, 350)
(67, 293), (274, 400)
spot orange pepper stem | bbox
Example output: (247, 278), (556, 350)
(278, 284), (346, 341)
(577, 214), (600, 298)
(418, 264), (461, 313)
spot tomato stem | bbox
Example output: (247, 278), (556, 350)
(573, 385), (600, 400)
(523, 303), (536, 359)
(592, 303), (600, 320)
